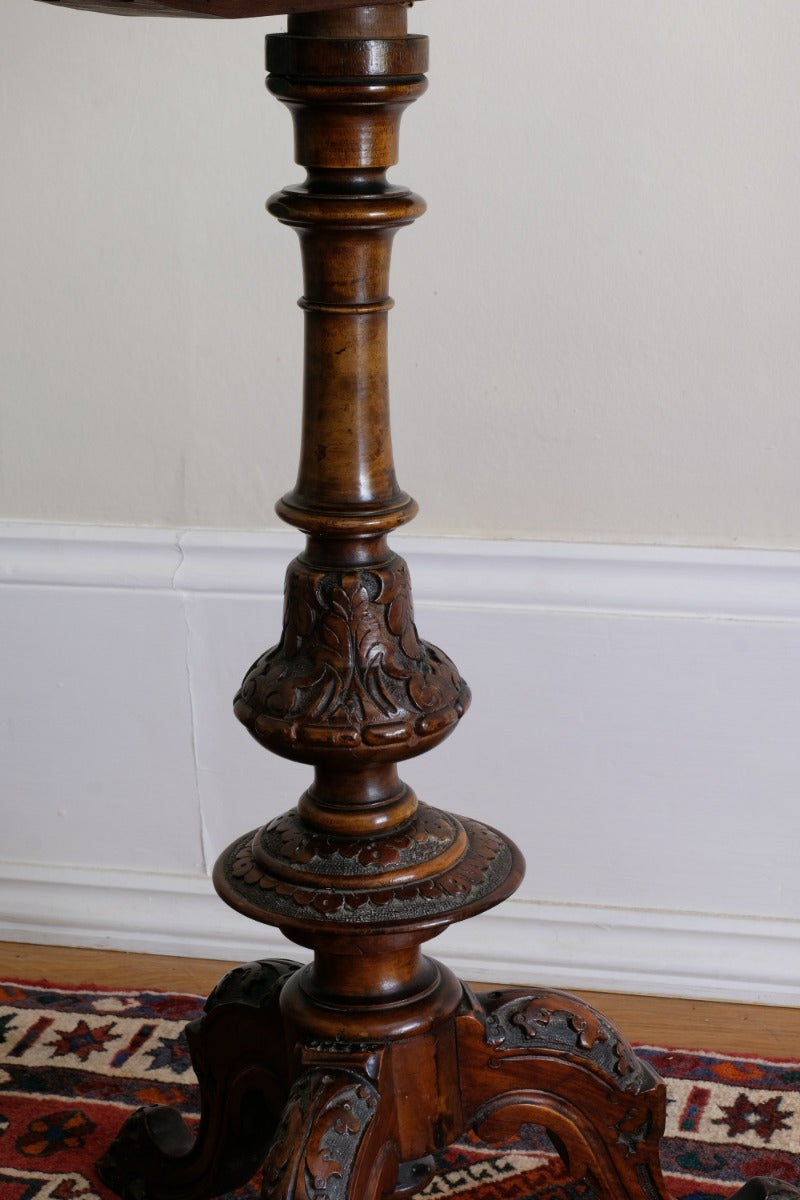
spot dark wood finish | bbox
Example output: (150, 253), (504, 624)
(29, 4), (798, 1200)
(34, 0), (404, 19)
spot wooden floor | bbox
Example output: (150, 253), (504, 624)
(1, 941), (797, 1058)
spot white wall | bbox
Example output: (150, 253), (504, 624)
(2, 1), (800, 545)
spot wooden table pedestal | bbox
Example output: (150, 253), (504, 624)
(32, 4), (799, 1200)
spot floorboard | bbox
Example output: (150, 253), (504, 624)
(1, 942), (797, 1058)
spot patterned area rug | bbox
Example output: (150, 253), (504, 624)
(0, 978), (798, 1200)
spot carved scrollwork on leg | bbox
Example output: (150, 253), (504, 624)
(481, 987), (656, 1094)
(206, 958), (302, 1011)
(97, 959), (300, 1200)
(455, 986), (673, 1200)
(262, 1066), (396, 1200)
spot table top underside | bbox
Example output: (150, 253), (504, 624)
(36, 0), (407, 18)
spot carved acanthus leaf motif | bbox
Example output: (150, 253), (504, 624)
(482, 990), (654, 1095)
(510, 1000), (609, 1052)
(263, 1070), (379, 1200)
(234, 555), (469, 761)
(205, 958), (301, 1013)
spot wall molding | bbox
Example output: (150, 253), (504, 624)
(2, 522), (799, 1005)
(4, 521), (800, 617)
(1, 861), (798, 1006)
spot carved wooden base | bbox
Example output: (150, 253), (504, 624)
(97, 957), (798, 1200)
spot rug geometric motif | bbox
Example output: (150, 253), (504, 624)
(1, 979), (798, 1200)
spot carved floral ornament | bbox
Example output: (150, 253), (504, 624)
(219, 816), (516, 928)
(234, 556), (470, 761)
(482, 992), (648, 1093)
(260, 805), (461, 874)
(263, 1069), (380, 1200)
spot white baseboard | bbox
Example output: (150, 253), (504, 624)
(2, 523), (799, 1004)
(5, 522), (799, 617)
(2, 861), (798, 1007)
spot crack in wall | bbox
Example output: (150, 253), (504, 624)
(173, 531), (211, 878)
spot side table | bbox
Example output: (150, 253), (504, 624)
(32, 4), (799, 1200)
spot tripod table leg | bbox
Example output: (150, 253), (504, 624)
(98, 959), (301, 1200)
(455, 986), (673, 1200)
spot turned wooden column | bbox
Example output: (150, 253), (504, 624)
(32, 4), (800, 1200)
(214, 2), (523, 1024)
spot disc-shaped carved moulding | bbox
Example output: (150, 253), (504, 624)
(213, 804), (524, 940)
(234, 555), (471, 766)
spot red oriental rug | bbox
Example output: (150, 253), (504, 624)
(0, 978), (798, 1200)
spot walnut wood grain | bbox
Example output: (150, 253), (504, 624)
(208, 7), (524, 960)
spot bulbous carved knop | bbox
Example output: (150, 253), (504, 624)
(234, 554), (470, 764)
